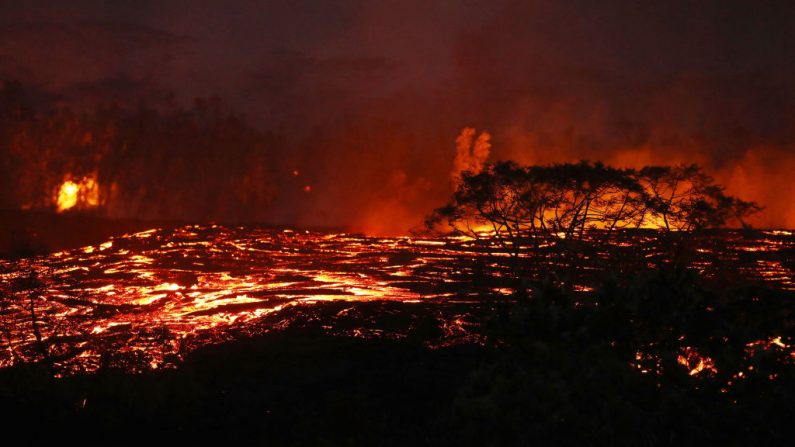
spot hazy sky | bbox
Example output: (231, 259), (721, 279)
(2, 0), (794, 230)
(0, 1), (493, 119)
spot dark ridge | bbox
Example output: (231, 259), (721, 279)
(0, 209), (167, 260)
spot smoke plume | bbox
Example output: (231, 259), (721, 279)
(451, 127), (491, 183)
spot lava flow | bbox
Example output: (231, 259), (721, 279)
(0, 225), (792, 375)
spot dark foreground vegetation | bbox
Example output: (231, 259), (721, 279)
(1, 266), (792, 446)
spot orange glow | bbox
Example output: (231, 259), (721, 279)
(56, 181), (80, 211)
(677, 347), (718, 377)
(0, 225), (791, 374)
(55, 175), (100, 212)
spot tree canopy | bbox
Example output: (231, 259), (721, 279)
(428, 161), (760, 245)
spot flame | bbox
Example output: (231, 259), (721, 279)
(55, 175), (100, 212)
(56, 181), (80, 211)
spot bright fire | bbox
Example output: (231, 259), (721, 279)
(55, 176), (100, 212)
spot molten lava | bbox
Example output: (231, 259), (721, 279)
(678, 347), (718, 377)
(0, 225), (791, 375)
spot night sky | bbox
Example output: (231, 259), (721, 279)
(2, 0), (794, 232)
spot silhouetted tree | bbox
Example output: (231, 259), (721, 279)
(427, 160), (761, 287)
(0, 281), (19, 365)
(638, 164), (761, 231)
(428, 161), (646, 250)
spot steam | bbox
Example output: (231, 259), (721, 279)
(451, 127), (491, 183)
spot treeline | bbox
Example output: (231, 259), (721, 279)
(0, 80), (280, 221)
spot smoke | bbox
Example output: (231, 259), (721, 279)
(451, 127), (491, 183)
(443, 0), (795, 230)
(1, 1), (794, 232)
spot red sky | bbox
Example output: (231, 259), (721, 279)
(2, 1), (794, 231)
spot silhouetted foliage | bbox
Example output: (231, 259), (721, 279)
(2, 272), (63, 372)
(429, 161), (759, 237)
(639, 164), (761, 231)
(427, 161), (760, 275)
